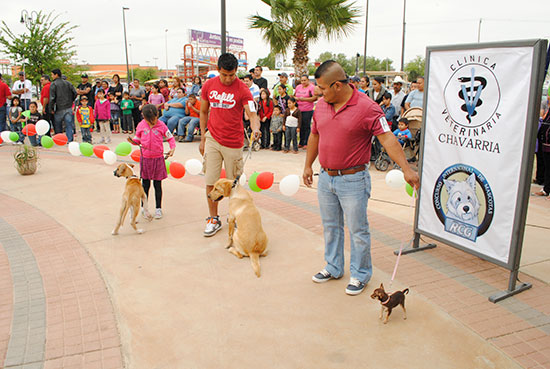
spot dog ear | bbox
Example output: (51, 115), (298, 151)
(222, 180), (233, 197)
(443, 178), (455, 193)
(380, 283), (384, 289)
(129, 163), (135, 168)
(466, 173), (476, 190)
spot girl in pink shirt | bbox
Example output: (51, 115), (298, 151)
(148, 84), (165, 110)
(128, 104), (175, 219)
(94, 89), (111, 143)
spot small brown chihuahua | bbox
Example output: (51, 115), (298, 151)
(370, 283), (409, 324)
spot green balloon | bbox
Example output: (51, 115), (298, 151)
(406, 183), (414, 197)
(21, 110), (31, 118)
(9, 132), (19, 142)
(80, 142), (94, 157)
(41, 136), (54, 148)
(115, 141), (132, 156)
(165, 160), (171, 175)
(248, 172), (262, 192)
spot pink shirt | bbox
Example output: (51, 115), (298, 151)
(312, 85), (390, 169)
(295, 83), (316, 112)
(94, 99), (111, 120)
(148, 93), (165, 105)
(133, 119), (176, 158)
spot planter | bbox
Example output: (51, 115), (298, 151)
(14, 145), (39, 176)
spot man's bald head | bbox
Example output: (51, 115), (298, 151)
(314, 60), (348, 82)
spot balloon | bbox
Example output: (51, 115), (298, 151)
(115, 142), (132, 156)
(53, 133), (68, 146)
(220, 168), (226, 179)
(36, 120), (50, 135)
(21, 110), (31, 118)
(248, 172), (262, 192)
(385, 169), (406, 188)
(256, 172), (274, 190)
(93, 145), (109, 159)
(130, 149), (141, 162)
(80, 142), (94, 157)
(68, 141), (81, 156)
(406, 183), (415, 197)
(165, 160), (171, 175)
(239, 173), (247, 186)
(0, 136), (2, 144)
(185, 158), (203, 175)
(103, 150), (117, 165)
(41, 136), (54, 148)
(1, 131), (11, 142)
(9, 132), (19, 142)
(170, 162), (186, 179)
(279, 174), (300, 196)
(22, 124), (37, 136)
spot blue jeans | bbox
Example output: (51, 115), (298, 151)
(0, 105), (6, 132)
(81, 127), (92, 143)
(53, 108), (75, 142)
(11, 122), (25, 143)
(284, 126), (298, 151)
(160, 115), (182, 134)
(317, 168), (372, 283)
(178, 116), (199, 139)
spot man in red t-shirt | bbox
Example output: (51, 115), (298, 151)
(40, 74), (52, 135)
(200, 53), (260, 237)
(0, 73), (12, 133)
(303, 60), (419, 296)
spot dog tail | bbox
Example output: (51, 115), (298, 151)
(250, 252), (261, 278)
(403, 288), (409, 295)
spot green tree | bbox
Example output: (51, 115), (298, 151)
(0, 11), (77, 87)
(133, 68), (159, 83)
(256, 52), (276, 70)
(315, 52), (394, 76)
(404, 55), (425, 81)
(249, 0), (360, 78)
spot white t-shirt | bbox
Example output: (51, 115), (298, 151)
(285, 108), (299, 128)
(249, 83), (260, 101)
(13, 79), (32, 100)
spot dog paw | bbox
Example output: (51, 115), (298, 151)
(112, 230), (118, 235)
(383, 320), (388, 324)
(137, 229), (144, 234)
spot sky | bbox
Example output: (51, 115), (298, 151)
(1, 0), (550, 72)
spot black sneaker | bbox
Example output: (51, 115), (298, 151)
(345, 278), (366, 295)
(312, 269), (339, 283)
(204, 216), (222, 237)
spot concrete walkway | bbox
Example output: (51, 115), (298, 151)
(0, 133), (549, 368)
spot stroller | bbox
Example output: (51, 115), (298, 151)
(374, 107), (423, 171)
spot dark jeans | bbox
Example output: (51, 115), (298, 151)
(53, 107), (75, 141)
(284, 126), (298, 151)
(260, 119), (271, 148)
(0, 105), (6, 132)
(111, 110), (121, 129)
(272, 131), (283, 150)
(535, 149), (545, 184)
(543, 150), (550, 195)
(41, 110), (52, 136)
(11, 122), (25, 143)
(20, 99), (30, 111)
(122, 114), (134, 132)
(299, 110), (313, 146)
(81, 127), (92, 143)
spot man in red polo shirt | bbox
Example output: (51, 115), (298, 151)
(303, 60), (420, 296)
(200, 53), (260, 237)
(0, 73), (12, 134)
(40, 74), (52, 135)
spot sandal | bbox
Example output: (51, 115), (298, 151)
(532, 190), (548, 197)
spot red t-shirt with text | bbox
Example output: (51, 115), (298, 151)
(201, 76), (254, 148)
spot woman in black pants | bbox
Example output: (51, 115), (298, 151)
(534, 112), (550, 197)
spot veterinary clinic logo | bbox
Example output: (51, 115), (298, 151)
(443, 59), (501, 134)
(209, 90), (236, 109)
(432, 164), (494, 242)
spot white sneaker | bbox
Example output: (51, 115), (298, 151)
(154, 208), (163, 219)
(141, 208), (152, 220)
(204, 216), (222, 237)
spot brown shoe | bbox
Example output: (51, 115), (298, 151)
(283, 150), (289, 153)
(532, 190), (548, 197)
(293, 150), (299, 154)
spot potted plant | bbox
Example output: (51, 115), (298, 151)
(14, 144), (38, 175)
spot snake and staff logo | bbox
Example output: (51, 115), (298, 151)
(433, 164), (494, 242)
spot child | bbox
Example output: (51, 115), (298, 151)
(283, 97), (302, 154)
(270, 105), (284, 151)
(128, 104), (175, 219)
(109, 92), (121, 134)
(120, 91), (135, 134)
(76, 96), (94, 143)
(27, 102), (42, 146)
(94, 89), (111, 143)
(9, 96), (24, 144)
(148, 84), (165, 111)
(393, 117), (412, 145)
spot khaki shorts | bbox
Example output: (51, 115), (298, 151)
(204, 131), (244, 186)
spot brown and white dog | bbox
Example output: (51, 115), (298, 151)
(370, 283), (409, 324)
(208, 178), (268, 277)
(112, 163), (152, 235)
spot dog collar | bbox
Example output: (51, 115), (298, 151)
(232, 175), (240, 188)
(381, 293), (393, 305)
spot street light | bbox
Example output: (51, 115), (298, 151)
(122, 7), (130, 85)
(20, 10), (38, 28)
(362, 0), (369, 75)
(165, 29), (168, 78)
(400, 0), (406, 72)
(355, 53), (360, 76)
(221, 0), (227, 54)
(129, 43), (134, 82)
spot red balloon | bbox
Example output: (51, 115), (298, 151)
(22, 124), (37, 136)
(130, 149), (141, 162)
(170, 162), (186, 179)
(220, 168), (226, 179)
(0, 136), (3, 144)
(256, 172), (274, 190)
(93, 145), (109, 159)
(52, 133), (68, 146)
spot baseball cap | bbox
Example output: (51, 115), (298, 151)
(18, 71), (25, 76)
(350, 76), (360, 82)
(278, 72), (288, 78)
(81, 73), (89, 78)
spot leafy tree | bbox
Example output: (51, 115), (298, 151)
(133, 68), (159, 83)
(404, 55), (425, 81)
(249, 0), (360, 78)
(0, 11), (77, 87)
(315, 52), (394, 76)
(256, 52), (276, 70)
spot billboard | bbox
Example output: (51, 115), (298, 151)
(189, 29), (244, 50)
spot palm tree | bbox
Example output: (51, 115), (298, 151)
(249, 0), (360, 78)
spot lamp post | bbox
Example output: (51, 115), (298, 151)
(221, 0), (227, 54)
(19, 10), (38, 98)
(362, 0), (369, 75)
(355, 53), (360, 76)
(129, 43), (134, 82)
(122, 7), (130, 84)
(165, 29), (169, 78)
(400, 0), (406, 72)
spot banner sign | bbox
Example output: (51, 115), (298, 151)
(189, 29), (244, 50)
(416, 41), (543, 267)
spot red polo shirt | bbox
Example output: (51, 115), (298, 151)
(0, 81), (11, 108)
(40, 82), (51, 107)
(312, 85), (390, 169)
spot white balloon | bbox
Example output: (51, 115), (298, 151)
(279, 174), (300, 196)
(185, 158), (203, 175)
(103, 150), (117, 165)
(385, 169), (405, 188)
(1, 131), (11, 142)
(239, 173), (247, 186)
(68, 141), (81, 156)
(35, 120), (50, 135)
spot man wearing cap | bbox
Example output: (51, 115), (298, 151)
(273, 72), (294, 98)
(0, 74), (12, 134)
(49, 68), (77, 141)
(390, 76), (406, 121)
(12, 71), (32, 111)
(77, 74), (94, 107)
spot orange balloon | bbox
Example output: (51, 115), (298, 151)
(93, 145), (109, 159)
(256, 172), (274, 190)
(170, 162), (186, 179)
(22, 124), (37, 136)
(130, 149), (141, 162)
(52, 133), (68, 146)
